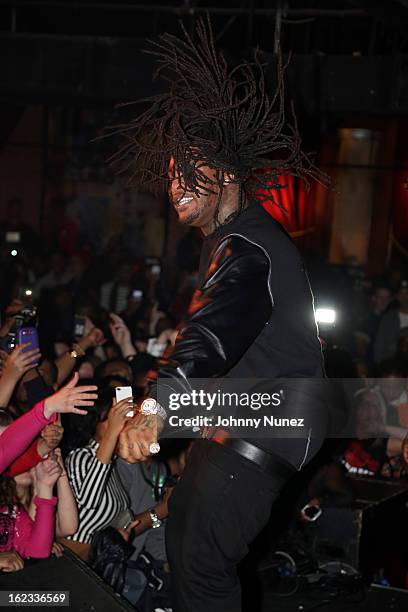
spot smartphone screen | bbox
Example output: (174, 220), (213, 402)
(17, 327), (40, 365)
(115, 386), (134, 417)
(132, 289), (143, 300)
(5, 231), (21, 244)
(151, 265), (161, 276)
(74, 315), (85, 338)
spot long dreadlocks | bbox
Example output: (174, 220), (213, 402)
(105, 16), (329, 227)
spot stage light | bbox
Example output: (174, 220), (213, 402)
(11, 249), (18, 257)
(315, 308), (336, 324)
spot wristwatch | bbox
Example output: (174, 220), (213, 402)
(140, 398), (167, 421)
(149, 508), (162, 529)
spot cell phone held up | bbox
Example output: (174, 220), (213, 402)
(17, 327), (40, 366)
(74, 315), (86, 339)
(115, 386), (134, 417)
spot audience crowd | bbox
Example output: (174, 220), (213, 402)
(0, 199), (407, 608)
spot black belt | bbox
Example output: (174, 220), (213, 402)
(211, 436), (296, 480)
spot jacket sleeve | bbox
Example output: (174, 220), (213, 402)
(0, 401), (55, 474)
(149, 235), (272, 407)
(16, 497), (57, 559)
(6, 439), (43, 478)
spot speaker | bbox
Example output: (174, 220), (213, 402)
(308, 477), (408, 580)
(0, 549), (133, 612)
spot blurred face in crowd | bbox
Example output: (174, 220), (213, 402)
(78, 360), (95, 380)
(102, 360), (132, 383)
(356, 394), (383, 438)
(378, 375), (406, 402)
(168, 157), (238, 235)
(372, 288), (391, 314)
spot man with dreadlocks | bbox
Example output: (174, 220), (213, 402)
(112, 17), (331, 612)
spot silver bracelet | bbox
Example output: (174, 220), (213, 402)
(148, 508), (162, 529)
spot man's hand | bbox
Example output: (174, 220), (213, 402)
(117, 408), (163, 463)
(2, 344), (41, 381)
(0, 551), (24, 572)
(39, 424), (64, 456)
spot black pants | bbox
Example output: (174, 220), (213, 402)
(166, 439), (296, 612)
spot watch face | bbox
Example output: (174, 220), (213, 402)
(141, 398), (157, 414)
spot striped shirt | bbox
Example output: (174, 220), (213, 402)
(66, 439), (129, 544)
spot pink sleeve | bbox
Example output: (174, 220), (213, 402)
(0, 401), (56, 474)
(15, 496), (57, 559)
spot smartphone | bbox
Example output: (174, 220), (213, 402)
(74, 315), (86, 338)
(17, 327), (40, 365)
(151, 264), (161, 276)
(115, 386), (134, 417)
(5, 231), (21, 244)
(301, 504), (322, 522)
(131, 289), (143, 300)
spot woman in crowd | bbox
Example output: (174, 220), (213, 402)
(61, 390), (135, 561)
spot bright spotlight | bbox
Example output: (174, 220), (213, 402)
(11, 249), (18, 257)
(25, 289), (33, 297)
(315, 308), (336, 324)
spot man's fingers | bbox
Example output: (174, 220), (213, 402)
(71, 408), (88, 415)
(137, 439), (154, 458)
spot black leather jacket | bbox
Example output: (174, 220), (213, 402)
(151, 203), (323, 384)
(150, 204), (327, 467)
